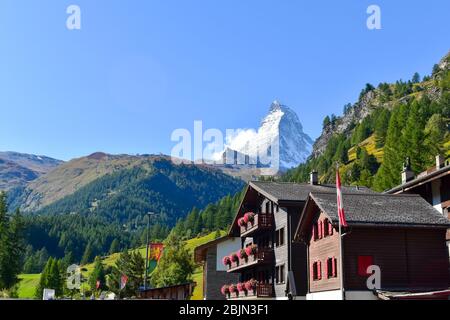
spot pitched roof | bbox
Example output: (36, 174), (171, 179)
(249, 181), (374, 203)
(385, 165), (450, 194)
(194, 236), (234, 263)
(310, 192), (450, 227)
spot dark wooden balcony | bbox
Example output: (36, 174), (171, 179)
(227, 283), (274, 300)
(240, 213), (274, 237)
(227, 248), (274, 273)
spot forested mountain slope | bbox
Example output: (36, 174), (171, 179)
(284, 52), (450, 191)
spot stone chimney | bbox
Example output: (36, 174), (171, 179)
(436, 154), (445, 170)
(310, 171), (319, 185)
(401, 157), (415, 184)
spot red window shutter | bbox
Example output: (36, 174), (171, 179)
(312, 224), (316, 241)
(325, 258), (330, 278)
(312, 262), (317, 280)
(318, 221), (322, 239)
(328, 221), (333, 235)
(321, 220), (325, 238)
(358, 256), (373, 276)
(317, 261), (322, 280)
(332, 257), (337, 277)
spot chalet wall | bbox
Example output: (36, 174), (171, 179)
(308, 211), (341, 293)
(205, 246), (239, 300)
(216, 238), (241, 271)
(288, 206), (308, 296)
(273, 205), (288, 298)
(344, 228), (450, 290)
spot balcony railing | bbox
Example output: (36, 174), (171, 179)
(226, 248), (274, 273)
(227, 283), (274, 300)
(240, 212), (274, 237)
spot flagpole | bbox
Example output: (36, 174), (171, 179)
(336, 163), (345, 301)
(338, 212), (345, 300)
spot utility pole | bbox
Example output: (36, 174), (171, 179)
(144, 212), (155, 291)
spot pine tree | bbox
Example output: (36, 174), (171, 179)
(401, 101), (427, 172)
(109, 239), (120, 254)
(322, 116), (331, 129)
(81, 242), (94, 265)
(107, 250), (144, 298)
(89, 256), (106, 293)
(412, 72), (421, 83)
(0, 192), (10, 290)
(373, 104), (408, 191)
(150, 233), (195, 288)
(35, 258), (64, 299)
(0, 193), (25, 291)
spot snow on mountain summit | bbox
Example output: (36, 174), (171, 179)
(222, 101), (313, 172)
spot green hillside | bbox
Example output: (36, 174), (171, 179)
(17, 274), (40, 299)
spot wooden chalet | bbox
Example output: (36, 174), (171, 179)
(386, 155), (450, 251)
(295, 192), (450, 300)
(219, 176), (373, 300)
(194, 236), (240, 300)
(139, 282), (196, 300)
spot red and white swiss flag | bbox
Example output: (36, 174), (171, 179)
(120, 274), (128, 290)
(336, 167), (348, 227)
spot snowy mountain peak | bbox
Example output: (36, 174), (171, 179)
(221, 101), (313, 173)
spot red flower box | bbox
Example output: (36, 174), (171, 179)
(245, 279), (257, 292)
(244, 212), (255, 224)
(237, 283), (246, 292)
(222, 256), (231, 266)
(237, 248), (248, 260)
(221, 285), (230, 296)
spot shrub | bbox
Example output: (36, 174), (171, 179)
(229, 284), (237, 293)
(230, 253), (239, 263)
(238, 218), (246, 227)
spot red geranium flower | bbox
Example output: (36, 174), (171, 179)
(221, 285), (230, 295)
(245, 279), (257, 291)
(237, 283), (246, 292)
(222, 256), (231, 266)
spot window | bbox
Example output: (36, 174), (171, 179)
(324, 219), (334, 237)
(312, 261), (322, 281)
(275, 265), (286, 284)
(265, 201), (272, 214)
(312, 223), (318, 241)
(358, 256), (373, 276)
(275, 227), (285, 247)
(326, 257), (337, 278)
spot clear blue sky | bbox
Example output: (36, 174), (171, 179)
(0, 0), (449, 161)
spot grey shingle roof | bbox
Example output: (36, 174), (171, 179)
(249, 181), (374, 203)
(310, 192), (450, 227)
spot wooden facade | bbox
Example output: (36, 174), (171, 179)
(224, 183), (309, 299)
(140, 283), (196, 300)
(297, 193), (450, 299)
